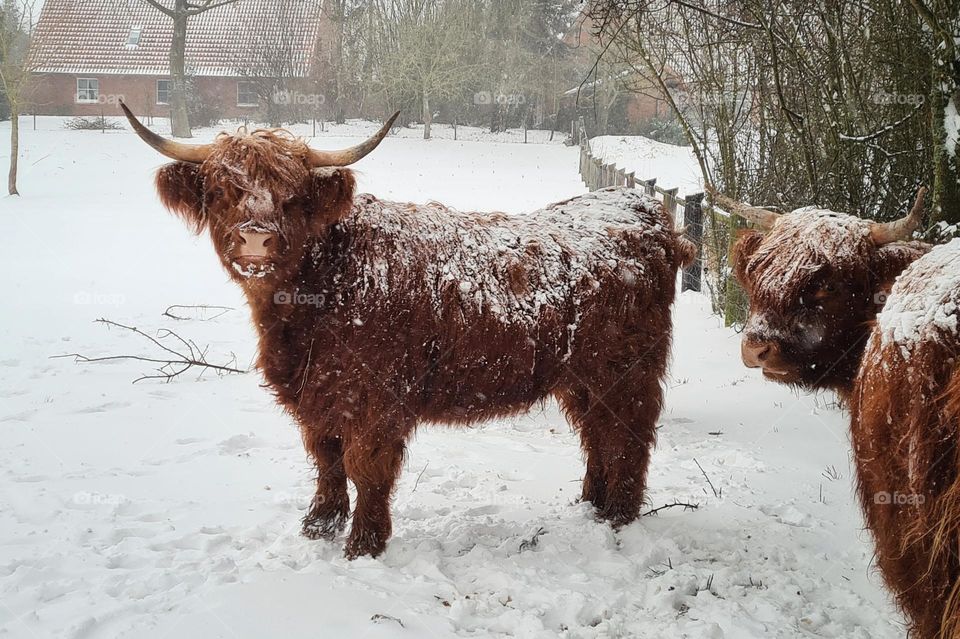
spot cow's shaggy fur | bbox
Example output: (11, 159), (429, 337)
(853, 240), (960, 639)
(147, 128), (695, 558)
(735, 212), (960, 637)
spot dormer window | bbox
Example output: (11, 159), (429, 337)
(126, 27), (142, 47)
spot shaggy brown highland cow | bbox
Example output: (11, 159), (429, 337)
(720, 186), (960, 638)
(120, 102), (695, 559)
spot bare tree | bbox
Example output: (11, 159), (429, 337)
(375, 0), (483, 139)
(323, 0), (351, 123)
(585, 0), (959, 322)
(234, 0), (317, 127)
(0, 0), (39, 195)
(141, 0), (241, 138)
(909, 0), (960, 228)
(478, 0), (577, 133)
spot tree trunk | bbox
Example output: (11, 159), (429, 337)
(723, 215), (748, 326)
(169, 4), (192, 138)
(423, 92), (431, 140)
(8, 105), (19, 196)
(331, 0), (347, 124)
(930, 85), (960, 227)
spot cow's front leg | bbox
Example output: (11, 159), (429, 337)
(301, 436), (350, 541)
(342, 431), (407, 559)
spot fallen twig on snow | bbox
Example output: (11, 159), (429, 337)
(411, 462), (429, 493)
(370, 614), (404, 628)
(51, 318), (246, 383)
(693, 457), (721, 499)
(162, 304), (234, 321)
(519, 526), (546, 552)
(642, 500), (700, 517)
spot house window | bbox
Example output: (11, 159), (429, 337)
(76, 78), (99, 103)
(237, 81), (258, 107)
(156, 79), (171, 105)
(127, 27), (142, 47)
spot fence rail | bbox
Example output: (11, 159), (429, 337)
(573, 117), (709, 293)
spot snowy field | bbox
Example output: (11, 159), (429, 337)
(589, 135), (702, 199)
(1, 117), (902, 638)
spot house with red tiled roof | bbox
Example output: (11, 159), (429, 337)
(30, 0), (331, 120)
(559, 10), (686, 136)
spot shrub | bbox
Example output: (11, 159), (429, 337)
(64, 116), (123, 131)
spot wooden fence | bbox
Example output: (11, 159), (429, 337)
(572, 117), (707, 293)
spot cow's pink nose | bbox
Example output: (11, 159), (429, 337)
(741, 339), (773, 368)
(237, 231), (274, 257)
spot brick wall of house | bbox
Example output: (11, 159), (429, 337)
(30, 73), (268, 120)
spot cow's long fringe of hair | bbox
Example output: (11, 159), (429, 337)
(934, 366), (960, 639)
(208, 129), (312, 197)
(889, 353), (960, 639)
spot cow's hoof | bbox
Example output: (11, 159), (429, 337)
(580, 475), (607, 511)
(344, 529), (387, 559)
(597, 503), (641, 530)
(301, 503), (349, 541)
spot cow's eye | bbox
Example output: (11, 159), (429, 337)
(811, 282), (839, 302)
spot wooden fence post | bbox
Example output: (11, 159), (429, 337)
(681, 192), (705, 293)
(642, 178), (657, 197)
(626, 172), (635, 188)
(663, 187), (679, 220)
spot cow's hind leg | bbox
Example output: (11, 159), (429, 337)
(300, 435), (350, 540)
(342, 421), (409, 559)
(561, 367), (663, 528)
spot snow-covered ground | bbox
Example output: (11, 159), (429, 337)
(589, 135), (702, 199)
(1, 117), (901, 638)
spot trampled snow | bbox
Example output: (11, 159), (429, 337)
(0, 116), (904, 638)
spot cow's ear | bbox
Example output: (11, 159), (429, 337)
(872, 241), (929, 297)
(309, 168), (356, 229)
(732, 229), (764, 289)
(156, 162), (206, 233)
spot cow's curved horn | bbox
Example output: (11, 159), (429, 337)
(307, 111), (400, 167)
(870, 186), (927, 245)
(706, 185), (780, 231)
(119, 100), (213, 164)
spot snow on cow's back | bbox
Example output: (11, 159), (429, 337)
(878, 238), (960, 357)
(340, 187), (678, 325)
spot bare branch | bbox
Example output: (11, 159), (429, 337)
(839, 101), (925, 143)
(642, 500), (700, 517)
(162, 304), (234, 321)
(141, 0), (174, 17)
(185, 0), (240, 16)
(51, 319), (246, 384)
(693, 458), (721, 499)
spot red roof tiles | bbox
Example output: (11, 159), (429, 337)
(33, 0), (326, 77)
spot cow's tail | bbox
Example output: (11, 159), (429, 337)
(935, 365), (960, 639)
